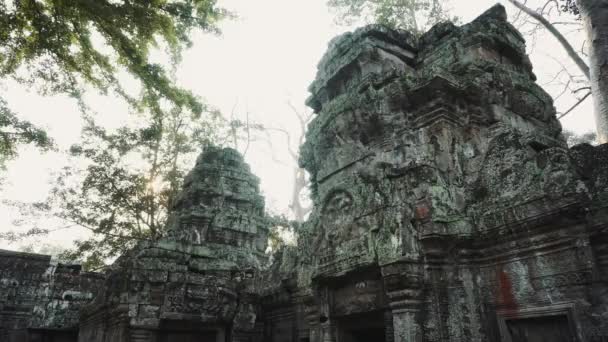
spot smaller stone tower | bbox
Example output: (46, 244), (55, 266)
(78, 146), (269, 342)
(166, 146), (269, 256)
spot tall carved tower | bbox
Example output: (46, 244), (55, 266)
(261, 4), (608, 342)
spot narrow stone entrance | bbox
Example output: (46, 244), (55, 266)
(158, 331), (217, 342)
(505, 315), (574, 342)
(157, 321), (224, 342)
(29, 328), (78, 342)
(335, 311), (386, 342)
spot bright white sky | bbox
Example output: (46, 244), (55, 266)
(0, 0), (595, 252)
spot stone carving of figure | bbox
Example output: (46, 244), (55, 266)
(537, 147), (582, 198)
(320, 189), (368, 249)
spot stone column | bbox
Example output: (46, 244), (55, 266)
(303, 302), (323, 342)
(305, 286), (337, 342)
(384, 310), (395, 342)
(320, 320), (337, 342)
(382, 260), (424, 342)
(391, 303), (423, 342)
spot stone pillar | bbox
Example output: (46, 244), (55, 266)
(320, 320), (337, 342)
(391, 304), (423, 342)
(303, 302), (322, 342)
(384, 310), (395, 342)
(382, 260), (424, 342)
(303, 287), (337, 342)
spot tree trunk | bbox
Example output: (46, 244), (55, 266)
(290, 167), (310, 222)
(579, 0), (608, 143)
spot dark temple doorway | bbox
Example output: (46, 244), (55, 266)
(158, 331), (218, 342)
(336, 311), (386, 342)
(506, 315), (574, 342)
(28, 329), (78, 342)
(158, 320), (224, 342)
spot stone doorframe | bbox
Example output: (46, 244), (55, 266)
(496, 302), (580, 342)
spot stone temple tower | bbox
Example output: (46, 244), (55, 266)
(260, 4), (608, 342)
(78, 146), (269, 342)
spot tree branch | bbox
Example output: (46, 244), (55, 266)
(540, 0), (559, 15)
(243, 107), (251, 157)
(506, 0), (590, 80)
(558, 91), (592, 119)
(264, 127), (298, 160)
(551, 21), (583, 26)
(287, 100), (308, 128)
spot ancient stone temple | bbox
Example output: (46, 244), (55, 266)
(2, 4), (608, 342)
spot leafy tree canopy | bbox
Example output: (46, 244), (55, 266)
(0, 0), (228, 163)
(62, 109), (229, 268)
(0, 98), (50, 169)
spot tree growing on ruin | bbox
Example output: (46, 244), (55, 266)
(562, 0), (607, 143)
(0, 0), (232, 268)
(225, 99), (313, 223)
(327, 0), (456, 35)
(5, 108), (229, 270)
(215, 101), (311, 252)
(264, 102), (313, 223)
(0, 0), (228, 165)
